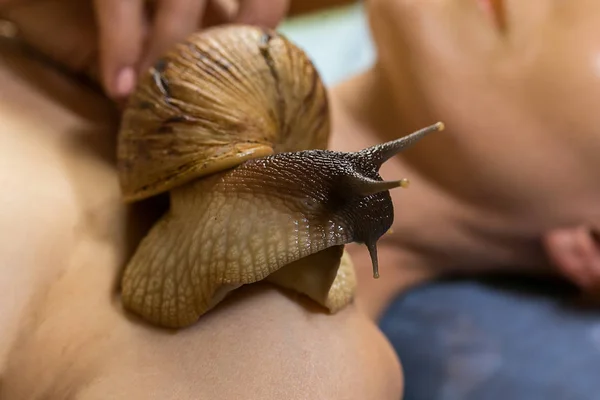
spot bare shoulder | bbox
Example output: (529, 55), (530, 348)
(3, 277), (402, 399)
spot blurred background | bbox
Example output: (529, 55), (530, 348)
(280, 0), (374, 87)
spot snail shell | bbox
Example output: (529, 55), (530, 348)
(117, 24), (442, 328)
(118, 25), (329, 201)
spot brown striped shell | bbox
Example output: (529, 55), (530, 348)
(118, 25), (329, 202)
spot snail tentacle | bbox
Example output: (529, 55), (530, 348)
(361, 121), (444, 167)
(347, 175), (408, 196)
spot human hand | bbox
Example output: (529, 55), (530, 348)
(0, 0), (290, 100)
(93, 0), (289, 99)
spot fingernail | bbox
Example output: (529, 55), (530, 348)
(114, 67), (136, 98)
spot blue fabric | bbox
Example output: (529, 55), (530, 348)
(379, 276), (600, 400)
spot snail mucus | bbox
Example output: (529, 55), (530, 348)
(117, 24), (444, 329)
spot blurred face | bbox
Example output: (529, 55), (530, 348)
(366, 0), (600, 227)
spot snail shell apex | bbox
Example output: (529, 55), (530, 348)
(117, 25), (329, 202)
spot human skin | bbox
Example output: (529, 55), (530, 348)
(0, 0), (290, 99)
(544, 227), (600, 290)
(329, 0), (600, 310)
(0, 43), (402, 399)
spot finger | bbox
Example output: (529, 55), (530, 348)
(202, 0), (237, 27)
(544, 229), (591, 288)
(577, 228), (600, 283)
(93, 0), (145, 99)
(234, 0), (290, 29)
(140, 0), (206, 76)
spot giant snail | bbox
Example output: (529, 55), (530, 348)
(117, 24), (444, 329)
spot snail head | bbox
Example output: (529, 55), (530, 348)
(239, 121), (445, 280)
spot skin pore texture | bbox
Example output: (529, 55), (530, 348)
(0, 28), (403, 400)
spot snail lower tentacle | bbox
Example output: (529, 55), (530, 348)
(116, 24), (443, 328)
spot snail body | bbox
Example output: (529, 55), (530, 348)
(117, 24), (442, 328)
